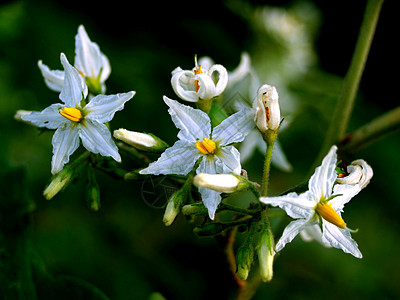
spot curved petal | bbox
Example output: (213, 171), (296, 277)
(322, 222), (362, 258)
(85, 91), (135, 123)
(59, 53), (88, 107)
(239, 129), (262, 163)
(227, 52), (251, 88)
(194, 73), (216, 100)
(308, 145), (338, 200)
(79, 119), (120, 162)
(217, 146), (241, 174)
(330, 184), (361, 212)
(74, 25), (103, 79)
(259, 192), (316, 220)
(208, 64), (228, 96)
(163, 96), (211, 143)
(171, 69), (198, 102)
(99, 53), (111, 85)
(21, 103), (68, 129)
(271, 140), (293, 172)
(212, 107), (254, 145)
(275, 219), (313, 252)
(51, 122), (80, 174)
(38, 60), (64, 92)
(139, 140), (201, 175)
(198, 56), (214, 70)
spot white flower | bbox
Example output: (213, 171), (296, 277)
(171, 57), (228, 102)
(336, 159), (373, 189)
(260, 145), (363, 258)
(113, 128), (168, 152)
(254, 84), (280, 132)
(38, 25), (111, 94)
(22, 53), (134, 174)
(139, 96), (254, 219)
(193, 173), (241, 193)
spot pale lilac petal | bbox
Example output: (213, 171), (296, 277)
(38, 60), (64, 92)
(163, 96), (211, 143)
(139, 140), (202, 175)
(51, 122), (80, 174)
(85, 91), (135, 123)
(21, 103), (67, 129)
(217, 146), (241, 174)
(322, 222), (362, 258)
(79, 119), (120, 162)
(275, 219), (314, 252)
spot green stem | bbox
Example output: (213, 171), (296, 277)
(316, 0), (384, 167)
(261, 131), (277, 197)
(339, 106), (400, 154)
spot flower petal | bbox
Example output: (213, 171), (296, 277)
(194, 73), (216, 100)
(208, 64), (228, 96)
(38, 60), (64, 92)
(330, 184), (362, 212)
(163, 96), (211, 143)
(171, 69), (198, 102)
(212, 107), (254, 145)
(275, 219), (313, 252)
(300, 224), (331, 247)
(259, 192), (316, 220)
(227, 52), (251, 88)
(217, 146), (241, 174)
(308, 145), (338, 200)
(85, 91), (135, 123)
(239, 129), (262, 163)
(51, 122), (80, 174)
(79, 119), (120, 162)
(59, 53), (88, 107)
(21, 103), (67, 129)
(322, 222), (362, 258)
(140, 140), (202, 175)
(271, 140), (293, 172)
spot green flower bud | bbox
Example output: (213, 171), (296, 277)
(257, 228), (275, 282)
(236, 241), (254, 281)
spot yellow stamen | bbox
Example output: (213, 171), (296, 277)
(59, 107), (83, 122)
(195, 138), (216, 155)
(194, 65), (203, 93)
(315, 202), (347, 229)
(75, 67), (85, 78)
(338, 173), (346, 178)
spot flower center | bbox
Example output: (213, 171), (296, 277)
(196, 138), (216, 155)
(194, 65), (203, 93)
(59, 107), (83, 122)
(315, 201), (347, 229)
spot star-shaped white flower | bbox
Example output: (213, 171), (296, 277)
(139, 96), (254, 219)
(22, 53), (134, 175)
(260, 145), (363, 258)
(38, 25), (111, 94)
(171, 57), (228, 102)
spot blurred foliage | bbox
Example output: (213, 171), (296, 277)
(0, 0), (399, 299)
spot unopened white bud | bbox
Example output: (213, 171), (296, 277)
(257, 230), (275, 282)
(193, 173), (241, 193)
(336, 159), (373, 189)
(43, 169), (73, 200)
(254, 84), (280, 132)
(113, 128), (167, 152)
(163, 191), (181, 226)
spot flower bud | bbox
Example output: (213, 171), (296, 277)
(254, 84), (280, 132)
(257, 229), (275, 282)
(181, 203), (208, 216)
(193, 173), (242, 193)
(236, 241), (254, 281)
(43, 168), (73, 200)
(163, 190), (182, 226)
(336, 159), (373, 189)
(113, 129), (168, 152)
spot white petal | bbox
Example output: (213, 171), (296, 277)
(171, 69), (199, 102)
(271, 140), (293, 172)
(227, 52), (251, 87)
(99, 53), (111, 86)
(140, 140), (202, 175)
(194, 73), (216, 100)
(38, 60), (64, 92)
(259, 192), (316, 220)
(163, 96), (211, 142)
(85, 91), (135, 123)
(330, 184), (361, 212)
(239, 129), (262, 163)
(74, 25), (103, 79)
(300, 224), (331, 247)
(51, 122), (80, 174)
(322, 222), (362, 258)
(197, 56), (214, 70)
(308, 145), (338, 200)
(59, 53), (88, 107)
(275, 219), (312, 252)
(212, 107), (254, 145)
(208, 64), (228, 96)
(21, 103), (67, 129)
(217, 146), (241, 174)
(79, 119), (120, 162)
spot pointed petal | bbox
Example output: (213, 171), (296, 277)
(85, 91), (135, 123)
(322, 222), (363, 258)
(38, 60), (64, 92)
(140, 140), (202, 175)
(79, 119), (120, 162)
(259, 192), (316, 220)
(271, 140), (293, 172)
(275, 219), (312, 252)
(51, 122), (80, 174)
(21, 103), (67, 129)
(330, 184), (361, 212)
(239, 129), (261, 163)
(212, 107), (254, 145)
(163, 96), (211, 142)
(308, 145), (338, 199)
(217, 146), (241, 174)
(99, 53), (111, 84)
(208, 64), (228, 96)
(227, 52), (251, 88)
(300, 224), (331, 247)
(171, 69), (199, 102)
(59, 53), (88, 107)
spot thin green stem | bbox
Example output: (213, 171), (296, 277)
(315, 0), (384, 170)
(261, 132), (276, 197)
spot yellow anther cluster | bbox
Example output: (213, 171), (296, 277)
(59, 107), (83, 122)
(315, 202), (347, 229)
(196, 138), (216, 155)
(194, 65), (203, 93)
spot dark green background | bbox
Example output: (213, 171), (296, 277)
(1, 0), (398, 299)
